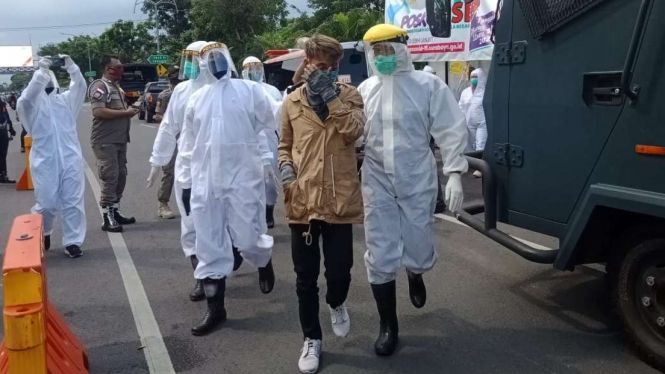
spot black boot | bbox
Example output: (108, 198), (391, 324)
(44, 235), (50, 251)
(102, 206), (123, 232)
(266, 205), (275, 229)
(191, 278), (227, 336)
(406, 270), (427, 309)
(113, 204), (136, 225)
(232, 247), (243, 271)
(371, 281), (399, 356)
(258, 259), (275, 294)
(189, 256), (204, 302)
(0, 173), (15, 184)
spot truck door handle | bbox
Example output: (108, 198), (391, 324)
(583, 72), (623, 106)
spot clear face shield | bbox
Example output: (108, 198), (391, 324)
(206, 49), (233, 80)
(366, 41), (412, 76)
(45, 70), (60, 95)
(179, 49), (201, 80)
(242, 62), (265, 82)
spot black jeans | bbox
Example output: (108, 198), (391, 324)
(0, 130), (8, 175)
(290, 221), (354, 340)
(20, 127), (27, 149)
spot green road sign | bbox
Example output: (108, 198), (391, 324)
(148, 55), (169, 64)
(84, 71), (96, 77)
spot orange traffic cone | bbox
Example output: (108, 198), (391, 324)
(16, 136), (33, 191)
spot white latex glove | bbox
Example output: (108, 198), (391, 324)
(146, 165), (160, 188)
(445, 172), (464, 213)
(264, 164), (276, 184)
(60, 54), (73, 69)
(38, 57), (52, 73)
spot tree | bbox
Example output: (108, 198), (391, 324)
(189, 0), (288, 63)
(9, 74), (33, 92)
(97, 21), (158, 63)
(141, 0), (191, 36)
(309, 0), (384, 22)
(315, 8), (383, 42)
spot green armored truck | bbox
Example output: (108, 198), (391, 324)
(460, 0), (665, 370)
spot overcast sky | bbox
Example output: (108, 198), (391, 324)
(0, 0), (309, 84)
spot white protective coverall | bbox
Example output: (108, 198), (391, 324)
(358, 42), (468, 284)
(241, 56), (282, 206)
(17, 63), (87, 247)
(179, 44), (275, 280)
(149, 41), (210, 257)
(458, 68), (487, 151)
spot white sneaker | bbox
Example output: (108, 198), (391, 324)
(298, 338), (322, 374)
(329, 303), (350, 338)
(158, 202), (176, 219)
(473, 170), (483, 178)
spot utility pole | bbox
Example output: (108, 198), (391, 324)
(134, 0), (179, 55)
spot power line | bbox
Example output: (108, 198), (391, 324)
(0, 19), (146, 32)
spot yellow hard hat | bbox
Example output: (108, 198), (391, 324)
(363, 24), (408, 44)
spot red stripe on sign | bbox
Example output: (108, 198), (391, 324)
(22, 56), (33, 67)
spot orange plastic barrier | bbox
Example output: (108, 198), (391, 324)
(16, 136), (33, 191)
(0, 214), (89, 374)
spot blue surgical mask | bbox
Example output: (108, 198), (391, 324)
(470, 77), (479, 86)
(374, 55), (398, 75)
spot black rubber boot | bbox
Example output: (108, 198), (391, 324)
(189, 256), (204, 302)
(406, 270), (427, 309)
(44, 235), (51, 251)
(232, 247), (243, 271)
(102, 206), (123, 232)
(371, 281), (399, 356)
(258, 259), (275, 294)
(266, 205), (275, 229)
(113, 205), (136, 225)
(191, 278), (227, 336)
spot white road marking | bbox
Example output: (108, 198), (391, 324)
(434, 213), (554, 251)
(140, 123), (157, 129)
(83, 161), (176, 374)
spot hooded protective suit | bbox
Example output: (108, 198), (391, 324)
(180, 43), (275, 280)
(242, 56), (282, 206)
(358, 42), (468, 284)
(458, 68), (487, 151)
(149, 41), (209, 257)
(17, 60), (87, 247)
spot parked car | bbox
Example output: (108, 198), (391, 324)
(119, 64), (159, 105)
(139, 81), (169, 123)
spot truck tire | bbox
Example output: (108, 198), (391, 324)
(608, 227), (665, 371)
(147, 110), (154, 124)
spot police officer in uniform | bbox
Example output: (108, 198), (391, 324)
(152, 66), (181, 219)
(89, 54), (139, 232)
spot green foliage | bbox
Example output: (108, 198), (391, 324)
(189, 0), (288, 64)
(9, 74), (33, 92)
(309, 0), (384, 22)
(141, 0), (191, 36)
(314, 9), (383, 42)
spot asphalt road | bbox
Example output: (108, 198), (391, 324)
(0, 105), (659, 374)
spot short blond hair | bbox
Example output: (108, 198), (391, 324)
(305, 34), (344, 63)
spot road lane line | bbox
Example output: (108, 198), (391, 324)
(83, 160), (176, 374)
(140, 123), (157, 129)
(434, 213), (554, 251)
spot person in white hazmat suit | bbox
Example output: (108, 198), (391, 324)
(17, 55), (87, 258)
(146, 41), (212, 302)
(358, 24), (468, 356)
(458, 68), (488, 153)
(241, 56), (282, 229)
(179, 42), (277, 336)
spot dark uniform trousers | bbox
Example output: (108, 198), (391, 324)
(92, 143), (128, 207)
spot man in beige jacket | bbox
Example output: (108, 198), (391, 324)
(278, 34), (365, 374)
